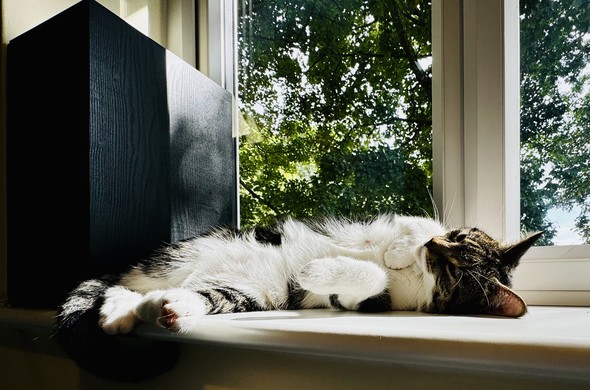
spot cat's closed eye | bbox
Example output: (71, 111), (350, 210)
(454, 233), (468, 242)
(444, 263), (461, 282)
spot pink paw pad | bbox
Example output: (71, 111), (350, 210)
(157, 302), (178, 329)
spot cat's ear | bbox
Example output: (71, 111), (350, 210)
(502, 231), (543, 268)
(489, 279), (528, 317)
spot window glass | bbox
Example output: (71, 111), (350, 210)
(520, 0), (590, 246)
(238, 0), (433, 227)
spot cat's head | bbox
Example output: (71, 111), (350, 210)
(421, 228), (542, 317)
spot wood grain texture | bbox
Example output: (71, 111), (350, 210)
(166, 52), (236, 242)
(89, 1), (170, 269)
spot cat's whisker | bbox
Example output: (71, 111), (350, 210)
(426, 187), (440, 222)
(469, 269), (494, 283)
(451, 269), (464, 289)
(443, 191), (457, 227)
(466, 269), (490, 307)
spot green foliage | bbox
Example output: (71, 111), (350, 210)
(520, 0), (590, 244)
(239, 0), (433, 227)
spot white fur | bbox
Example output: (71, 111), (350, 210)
(136, 289), (208, 333)
(99, 286), (142, 335)
(102, 215), (445, 334)
(298, 256), (388, 309)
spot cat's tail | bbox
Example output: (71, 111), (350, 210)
(53, 275), (179, 382)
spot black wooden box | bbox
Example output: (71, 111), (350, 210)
(7, 0), (236, 308)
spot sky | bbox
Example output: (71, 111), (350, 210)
(547, 205), (585, 245)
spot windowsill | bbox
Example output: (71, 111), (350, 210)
(137, 306), (590, 382)
(1, 306), (589, 383)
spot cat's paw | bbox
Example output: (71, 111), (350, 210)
(298, 257), (387, 296)
(298, 257), (388, 310)
(136, 289), (207, 333)
(99, 286), (143, 335)
(383, 243), (416, 270)
(298, 259), (340, 294)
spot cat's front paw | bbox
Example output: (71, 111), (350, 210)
(136, 289), (207, 333)
(99, 286), (143, 335)
(298, 257), (387, 296)
(298, 259), (339, 295)
(383, 243), (416, 270)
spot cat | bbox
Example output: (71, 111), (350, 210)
(53, 214), (541, 380)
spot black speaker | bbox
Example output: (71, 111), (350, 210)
(7, 0), (236, 308)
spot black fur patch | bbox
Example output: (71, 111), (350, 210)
(53, 276), (179, 382)
(329, 294), (347, 310)
(198, 286), (262, 314)
(286, 280), (308, 309)
(253, 225), (282, 246)
(357, 291), (392, 312)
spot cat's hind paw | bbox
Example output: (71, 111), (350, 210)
(137, 289), (207, 333)
(99, 286), (143, 335)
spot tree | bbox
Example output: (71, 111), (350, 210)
(238, 0), (433, 227)
(520, 0), (590, 244)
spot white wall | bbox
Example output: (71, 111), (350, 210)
(3, 0), (80, 43)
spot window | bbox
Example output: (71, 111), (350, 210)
(432, 0), (589, 306)
(520, 0), (589, 246)
(517, 0), (590, 305)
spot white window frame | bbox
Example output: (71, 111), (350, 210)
(432, 0), (590, 306)
(199, 0), (235, 93)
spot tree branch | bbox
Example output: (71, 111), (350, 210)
(390, 0), (432, 94)
(239, 178), (282, 216)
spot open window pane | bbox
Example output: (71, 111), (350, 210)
(520, 0), (590, 246)
(237, 0), (433, 227)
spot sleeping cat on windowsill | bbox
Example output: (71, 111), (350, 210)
(53, 214), (541, 380)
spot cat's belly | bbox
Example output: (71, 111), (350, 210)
(183, 242), (310, 310)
